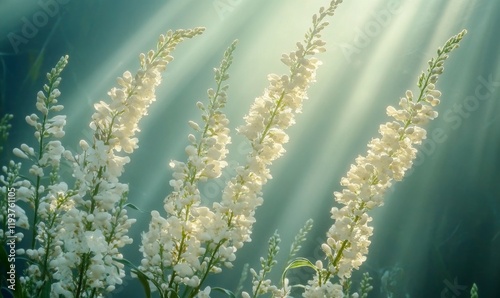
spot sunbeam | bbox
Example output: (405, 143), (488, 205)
(1, 0), (499, 297)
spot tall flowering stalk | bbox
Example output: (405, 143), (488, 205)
(7, 27), (204, 298)
(303, 30), (467, 297)
(62, 27), (203, 298)
(210, 0), (344, 272)
(246, 231), (282, 298)
(242, 219), (314, 298)
(0, 113), (29, 247)
(139, 41), (236, 297)
(0, 55), (71, 297)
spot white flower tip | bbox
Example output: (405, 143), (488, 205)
(196, 101), (205, 110)
(188, 120), (201, 131)
(185, 145), (197, 156)
(321, 243), (332, 256)
(405, 90), (413, 100)
(315, 260), (323, 270)
(36, 91), (46, 101)
(13, 148), (29, 159)
(79, 140), (89, 150)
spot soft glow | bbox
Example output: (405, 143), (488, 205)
(1, 0), (498, 296)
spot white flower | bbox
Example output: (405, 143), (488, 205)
(85, 230), (108, 254)
(46, 115), (66, 138)
(197, 286), (211, 298)
(13, 148), (29, 159)
(303, 276), (344, 298)
(174, 263), (194, 277)
(51, 282), (73, 298)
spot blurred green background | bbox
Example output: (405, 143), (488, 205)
(1, 0), (499, 296)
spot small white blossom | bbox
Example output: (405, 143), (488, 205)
(196, 286), (211, 298)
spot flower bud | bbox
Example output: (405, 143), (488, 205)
(188, 120), (201, 131)
(321, 243), (332, 256)
(13, 148), (29, 159)
(315, 260), (323, 270)
(405, 90), (413, 100)
(79, 140), (89, 150)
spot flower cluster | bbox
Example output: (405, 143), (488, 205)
(0, 116), (28, 241)
(303, 29), (467, 297)
(0, 161), (29, 243)
(0, 55), (73, 295)
(304, 273), (345, 298)
(53, 28), (204, 297)
(139, 40), (235, 296)
(91, 28), (204, 155)
(6, 27), (204, 298)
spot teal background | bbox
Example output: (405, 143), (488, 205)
(1, 0), (499, 297)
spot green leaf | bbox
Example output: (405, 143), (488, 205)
(114, 258), (153, 298)
(281, 257), (317, 286)
(14, 257), (34, 266)
(132, 269), (152, 298)
(123, 203), (143, 212)
(212, 287), (236, 298)
(234, 263), (249, 296)
(39, 281), (51, 298)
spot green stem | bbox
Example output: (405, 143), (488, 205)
(187, 240), (225, 298)
(31, 70), (61, 249)
(31, 176), (41, 249)
(75, 253), (90, 298)
(74, 160), (104, 296)
(399, 53), (443, 141)
(31, 110), (49, 249)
